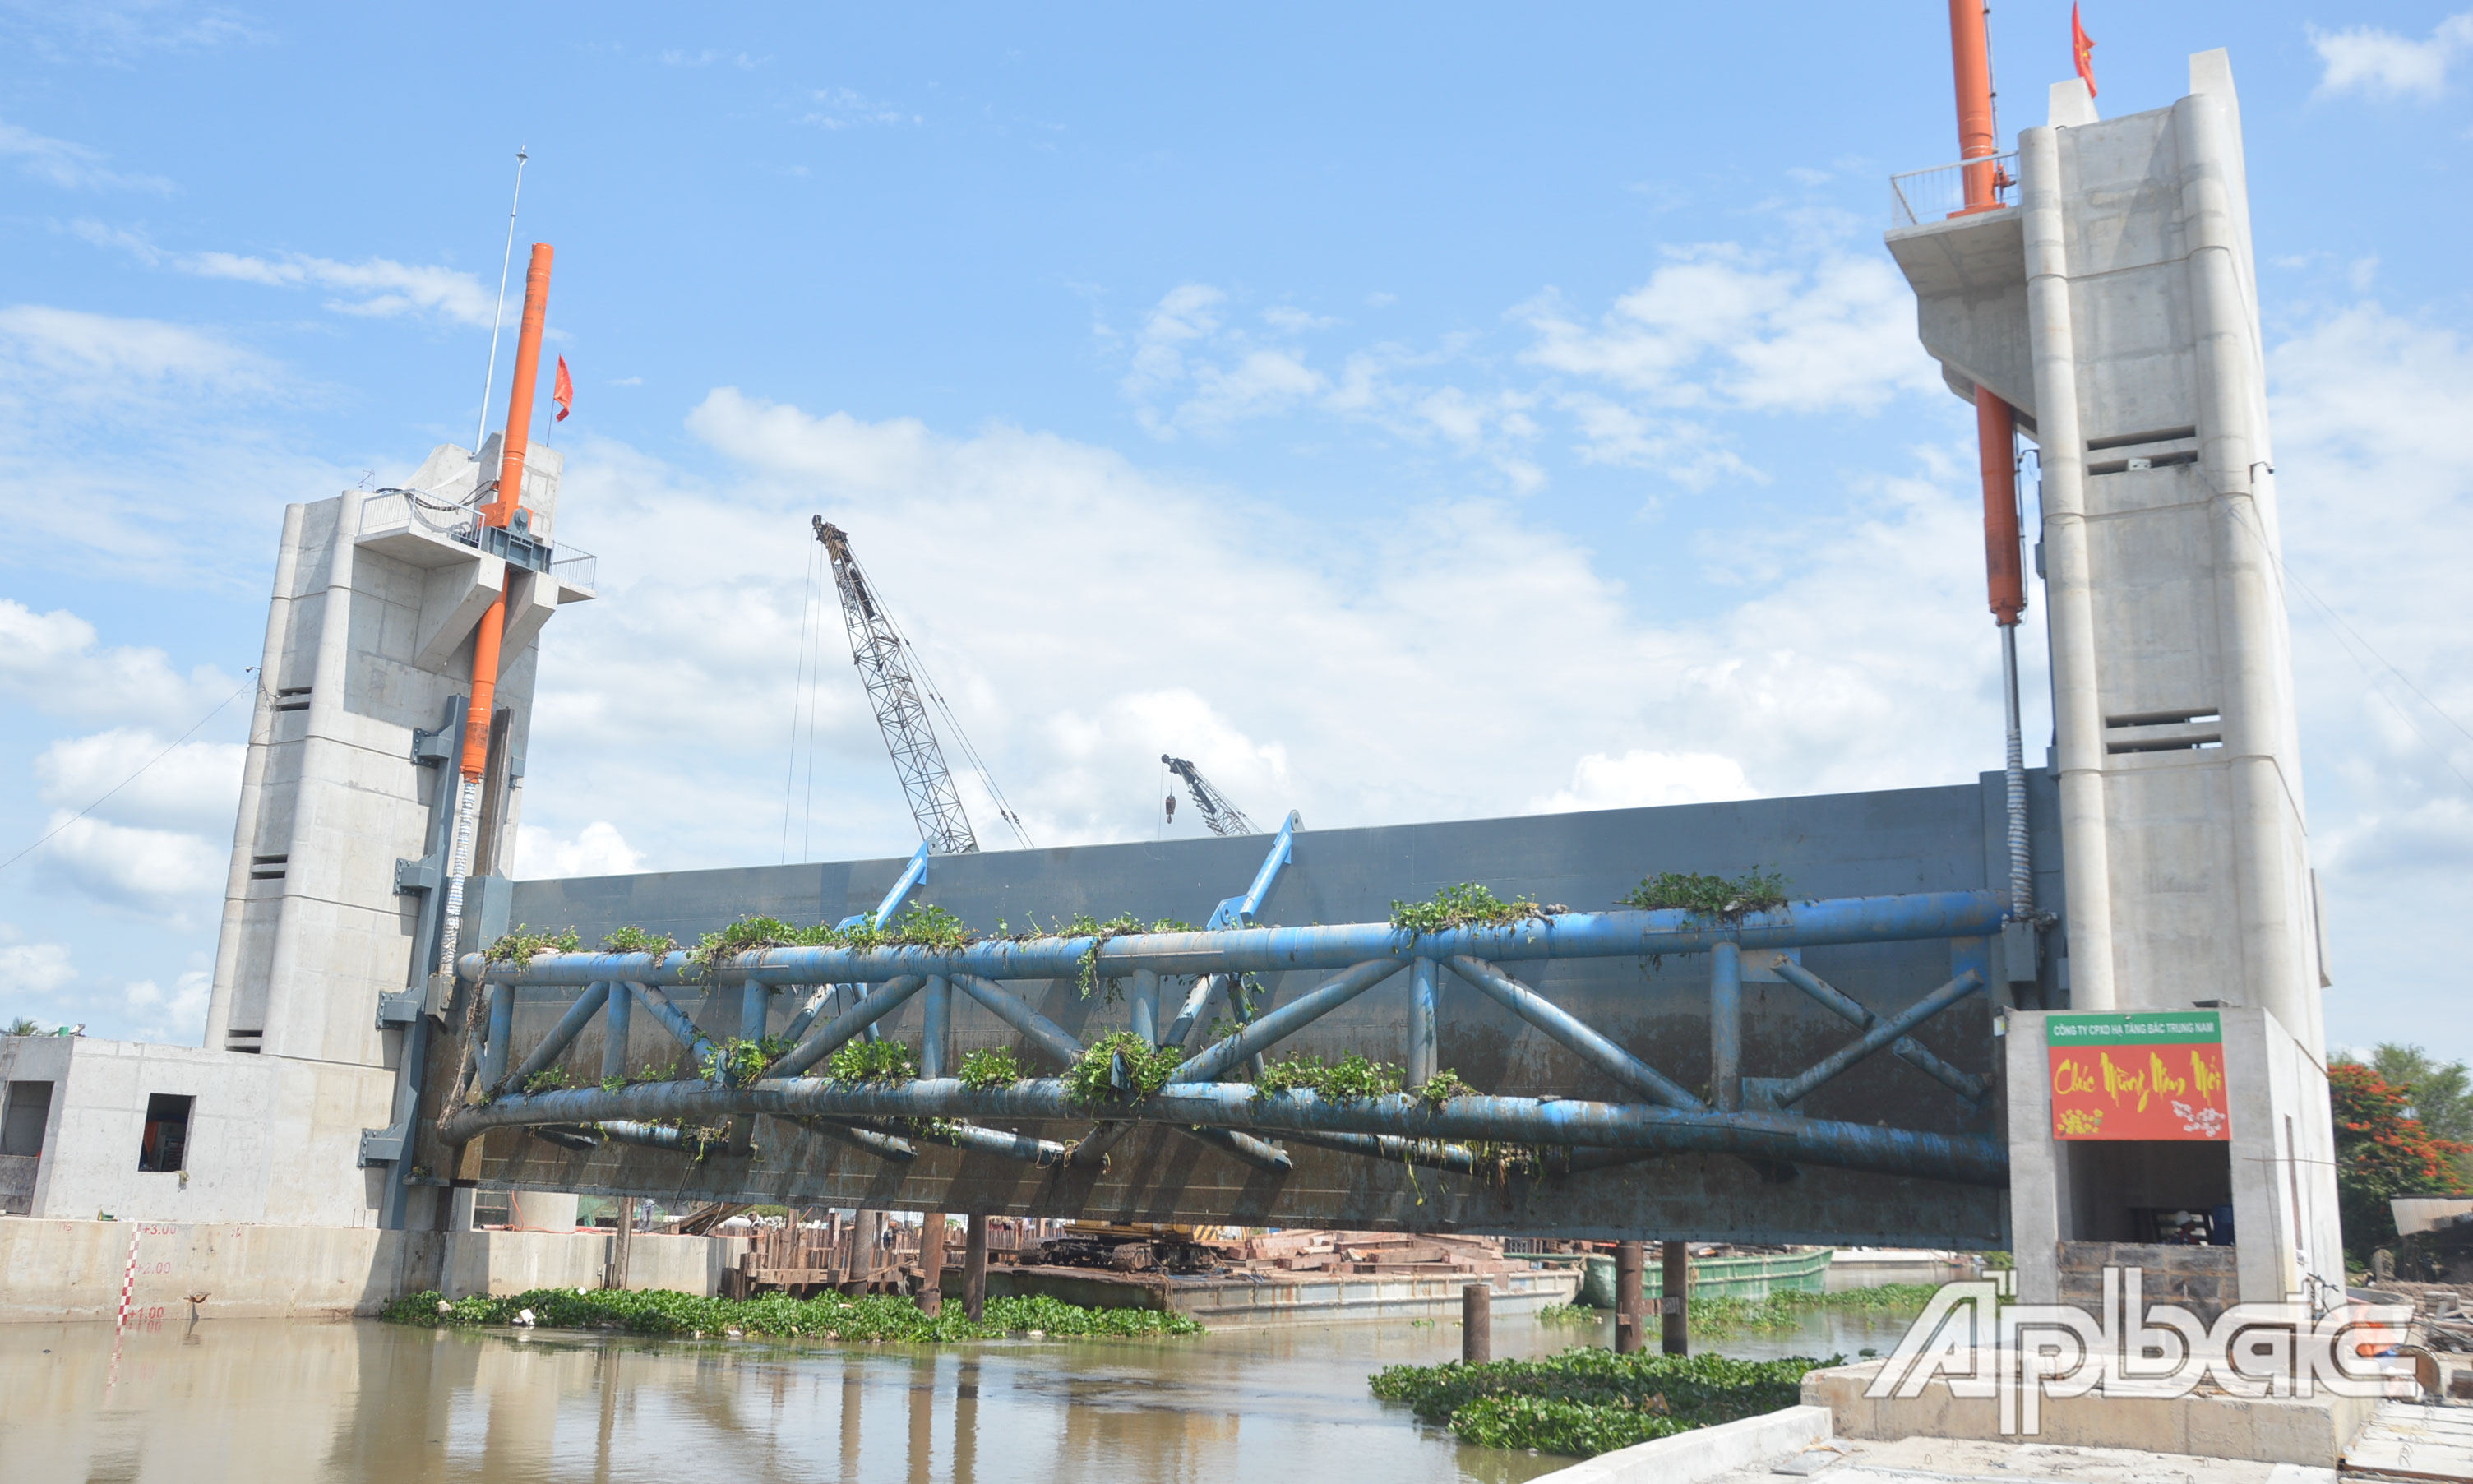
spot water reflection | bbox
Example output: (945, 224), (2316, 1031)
(3, 1313), (1602, 1483)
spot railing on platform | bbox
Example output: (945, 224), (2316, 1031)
(1890, 151), (2018, 227)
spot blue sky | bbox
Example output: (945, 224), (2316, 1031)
(2, 2), (2471, 1064)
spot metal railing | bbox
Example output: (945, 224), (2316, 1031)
(551, 547), (597, 591)
(1889, 152), (2018, 228)
(359, 488), (481, 546)
(358, 488), (594, 590)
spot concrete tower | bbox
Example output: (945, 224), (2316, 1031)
(1891, 54), (2344, 1308)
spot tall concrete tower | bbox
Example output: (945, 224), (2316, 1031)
(1892, 54), (2343, 1308)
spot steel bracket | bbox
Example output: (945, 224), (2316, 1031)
(358, 1114), (412, 1167)
(395, 853), (441, 895)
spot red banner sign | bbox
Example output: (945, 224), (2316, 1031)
(2047, 1011), (2229, 1140)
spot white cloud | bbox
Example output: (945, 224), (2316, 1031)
(802, 87), (919, 129)
(0, 303), (277, 401)
(38, 814), (224, 911)
(0, 601), (246, 728)
(187, 250), (495, 325)
(1532, 751), (1756, 812)
(73, 223), (496, 326)
(514, 821), (648, 880)
(123, 970), (208, 1042)
(1264, 305), (1338, 334)
(2310, 12), (2473, 100)
(517, 394), (2008, 881)
(0, 932), (76, 998)
(1122, 284), (1225, 410)
(35, 728), (246, 834)
(1517, 246), (1937, 412)
(0, 117), (171, 192)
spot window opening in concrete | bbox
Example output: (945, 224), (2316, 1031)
(2086, 425), (2199, 451)
(138, 1093), (193, 1172)
(250, 853), (288, 881)
(2, 1080), (53, 1157)
(272, 686), (313, 713)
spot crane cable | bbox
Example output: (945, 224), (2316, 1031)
(837, 545), (1036, 851)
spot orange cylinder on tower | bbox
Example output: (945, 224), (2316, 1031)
(461, 243), (554, 780)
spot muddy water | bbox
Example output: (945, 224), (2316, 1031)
(0, 1308), (1919, 1482)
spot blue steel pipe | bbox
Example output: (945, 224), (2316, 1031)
(1409, 958), (1439, 1087)
(952, 975), (1085, 1069)
(1179, 1125), (1293, 1172)
(888, 1117), (1075, 1167)
(740, 978), (771, 1045)
(600, 972), (633, 1083)
(765, 975), (927, 1079)
(1711, 941), (1743, 1113)
(1172, 959), (1402, 1084)
(1448, 955), (1705, 1112)
(479, 984), (515, 1089)
(628, 982), (719, 1073)
(921, 975), (950, 1079)
(1772, 959), (1988, 1103)
(442, 1078), (2008, 1186)
(598, 1120), (692, 1152)
(1278, 1126), (1491, 1176)
(507, 982), (609, 1091)
(1768, 970), (1985, 1107)
(785, 1116), (918, 1162)
(460, 890), (2010, 988)
(1163, 973), (1218, 1047)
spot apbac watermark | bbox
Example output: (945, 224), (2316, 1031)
(1864, 1269), (2416, 1435)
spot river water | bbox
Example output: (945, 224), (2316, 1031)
(1, 1307), (1926, 1483)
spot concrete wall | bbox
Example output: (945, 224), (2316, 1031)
(2005, 1006), (2338, 1306)
(0, 1217), (742, 1320)
(2, 1036), (394, 1227)
(1891, 52), (2342, 1306)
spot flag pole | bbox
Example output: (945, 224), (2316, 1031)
(473, 147), (529, 461)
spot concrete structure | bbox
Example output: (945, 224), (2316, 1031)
(0, 48), (2347, 1366)
(0, 1217), (744, 1321)
(1886, 53), (2342, 1311)
(0, 440), (592, 1235)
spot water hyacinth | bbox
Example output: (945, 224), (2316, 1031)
(381, 1287), (1203, 1343)
(1367, 1348), (1832, 1458)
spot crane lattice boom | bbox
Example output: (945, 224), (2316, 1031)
(815, 518), (977, 854)
(1163, 754), (1257, 837)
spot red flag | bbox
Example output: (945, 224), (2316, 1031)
(552, 354), (573, 422)
(2073, 4), (2098, 98)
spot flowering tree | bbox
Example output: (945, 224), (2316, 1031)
(2330, 1059), (2472, 1260)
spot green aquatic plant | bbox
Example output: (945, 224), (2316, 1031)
(956, 1046), (1024, 1090)
(485, 926), (582, 968)
(381, 1287), (1203, 1342)
(827, 1038), (918, 1084)
(1368, 1348), (1833, 1458)
(1064, 1031), (1186, 1106)
(1617, 870), (1789, 919)
(1389, 884), (1546, 935)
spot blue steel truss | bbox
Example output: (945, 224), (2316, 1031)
(437, 822), (2012, 1191)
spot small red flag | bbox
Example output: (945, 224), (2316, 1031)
(552, 354), (573, 422)
(2072, 4), (2098, 98)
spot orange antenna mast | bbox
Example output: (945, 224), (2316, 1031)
(433, 243), (552, 987)
(1945, 2), (2034, 929)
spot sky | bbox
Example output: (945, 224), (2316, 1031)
(2, 2), (2470, 1065)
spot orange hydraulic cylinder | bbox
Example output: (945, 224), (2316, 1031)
(1976, 393), (2024, 626)
(460, 243), (555, 780)
(1947, 0), (1999, 213)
